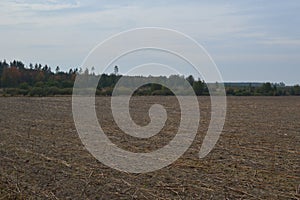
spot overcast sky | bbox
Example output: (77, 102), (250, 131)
(0, 0), (299, 84)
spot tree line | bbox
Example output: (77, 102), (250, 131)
(0, 60), (299, 96)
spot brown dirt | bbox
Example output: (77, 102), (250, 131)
(0, 96), (299, 199)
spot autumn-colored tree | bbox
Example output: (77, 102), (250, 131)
(1, 66), (21, 87)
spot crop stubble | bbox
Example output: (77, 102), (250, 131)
(0, 96), (299, 199)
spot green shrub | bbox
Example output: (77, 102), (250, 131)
(19, 89), (29, 96)
(34, 81), (44, 88)
(151, 89), (174, 96)
(58, 88), (72, 95)
(4, 88), (20, 96)
(44, 87), (59, 96)
(19, 82), (29, 90)
(29, 87), (45, 97)
(134, 89), (152, 96)
(46, 81), (59, 87)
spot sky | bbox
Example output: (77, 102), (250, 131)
(0, 0), (299, 85)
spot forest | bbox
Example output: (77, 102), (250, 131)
(0, 60), (299, 96)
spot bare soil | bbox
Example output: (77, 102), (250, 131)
(0, 96), (299, 199)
